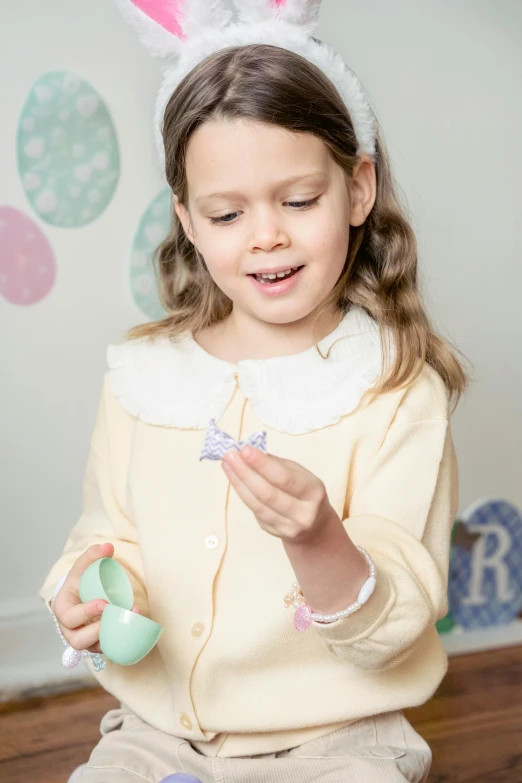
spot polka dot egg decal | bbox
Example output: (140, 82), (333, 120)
(129, 188), (170, 320)
(0, 206), (56, 305)
(17, 71), (120, 227)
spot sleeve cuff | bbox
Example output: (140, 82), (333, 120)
(40, 571), (71, 612)
(311, 565), (396, 647)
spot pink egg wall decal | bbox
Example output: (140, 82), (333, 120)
(0, 206), (56, 305)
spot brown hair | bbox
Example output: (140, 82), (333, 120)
(128, 43), (472, 412)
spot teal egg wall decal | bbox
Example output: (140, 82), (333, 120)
(17, 71), (120, 228)
(129, 188), (170, 320)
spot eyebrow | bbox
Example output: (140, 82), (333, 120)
(195, 171), (327, 204)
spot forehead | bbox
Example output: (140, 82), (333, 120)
(186, 119), (333, 202)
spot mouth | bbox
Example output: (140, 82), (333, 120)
(248, 266), (304, 285)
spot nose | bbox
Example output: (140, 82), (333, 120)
(248, 206), (290, 253)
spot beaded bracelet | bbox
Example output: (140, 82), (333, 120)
(48, 593), (106, 672)
(284, 545), (377, 632)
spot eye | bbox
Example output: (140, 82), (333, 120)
(287, 198), (320, 209)
(209, 212), (237, 225)
(208, 196), (321, 225)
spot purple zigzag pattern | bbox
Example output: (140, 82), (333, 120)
(199, 419), (267, 461)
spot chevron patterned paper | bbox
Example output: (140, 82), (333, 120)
(199, 419), (267, 461)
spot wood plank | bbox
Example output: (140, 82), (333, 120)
(0, 742), (102, 783)
(404, 646), (522, 781)
(404, 645), (522, 728)
(424, 715), (522, 783)
(0, 688), (117, 762)
(1, 646), (520, 783)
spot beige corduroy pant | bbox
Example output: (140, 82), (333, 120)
(76, 702), (432, 783)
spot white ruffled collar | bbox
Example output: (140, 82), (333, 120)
(107, 305), (389, 435)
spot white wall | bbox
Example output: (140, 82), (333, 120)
(329, 0), (522, 510)
(1, 0), (521, 695)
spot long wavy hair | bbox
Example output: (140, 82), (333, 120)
(128, 43), (472, 411)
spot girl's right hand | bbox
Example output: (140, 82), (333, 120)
(52, 542), (142, 654)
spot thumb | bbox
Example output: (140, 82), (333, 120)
(67, 542), (115, 601)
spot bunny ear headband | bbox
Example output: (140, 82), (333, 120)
(114, 0), (377, 171)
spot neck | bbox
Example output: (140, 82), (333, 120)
(197, 306), (344, 363)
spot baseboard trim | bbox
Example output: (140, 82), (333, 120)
(441, 618), (522, 656)
(0, 596), (95, 703)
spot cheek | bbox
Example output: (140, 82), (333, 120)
(305, 210), (349, 274)
(206, 256), (237, 281)
(199, 240), (239, 286)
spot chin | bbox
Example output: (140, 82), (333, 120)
(250, 302), (320, 326)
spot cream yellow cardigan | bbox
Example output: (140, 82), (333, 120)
(39, 305), (459, 757)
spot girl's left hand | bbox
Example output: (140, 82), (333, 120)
(221, 445), (340, 544)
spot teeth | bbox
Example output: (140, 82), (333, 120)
(259, 268), (293, 280)
(253, 266), (302, 283)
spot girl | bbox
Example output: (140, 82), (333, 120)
(40, 1), (470, 781)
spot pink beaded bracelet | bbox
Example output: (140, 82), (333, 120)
(284, 546), (377, 632)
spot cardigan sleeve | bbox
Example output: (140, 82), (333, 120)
(311, 366), (459, 671)
(38, 373), (149, 617)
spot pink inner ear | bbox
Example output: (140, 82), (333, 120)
(130, 0), (186, 38)
(270, 0), (288, 5)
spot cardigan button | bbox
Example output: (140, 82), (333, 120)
(180, 713), (193, 731)
(191, 622), (204, 637)
(205, 535), (219, 550)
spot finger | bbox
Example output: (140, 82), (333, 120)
(223, 459), (263, 514)
(236, 447), (310, 498)
(68, 542), (114, 587)
(60, 599), (109, 631)
(62, 543), (115, 607)
(222, 459), (292, 526)
(59, 596), (142, 632)
(223, 453), (295, 518)
(67, 620), (102, 652)
(226, 467), (294, 537)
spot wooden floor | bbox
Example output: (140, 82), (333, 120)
(1, 646), (521, 783)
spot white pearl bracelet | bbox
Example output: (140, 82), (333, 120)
(48, 575), (106, 672)
(284, 546), (377, 632)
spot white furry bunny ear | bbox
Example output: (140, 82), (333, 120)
(233, 0), (322, 35)
(114, 0), (234, 58)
